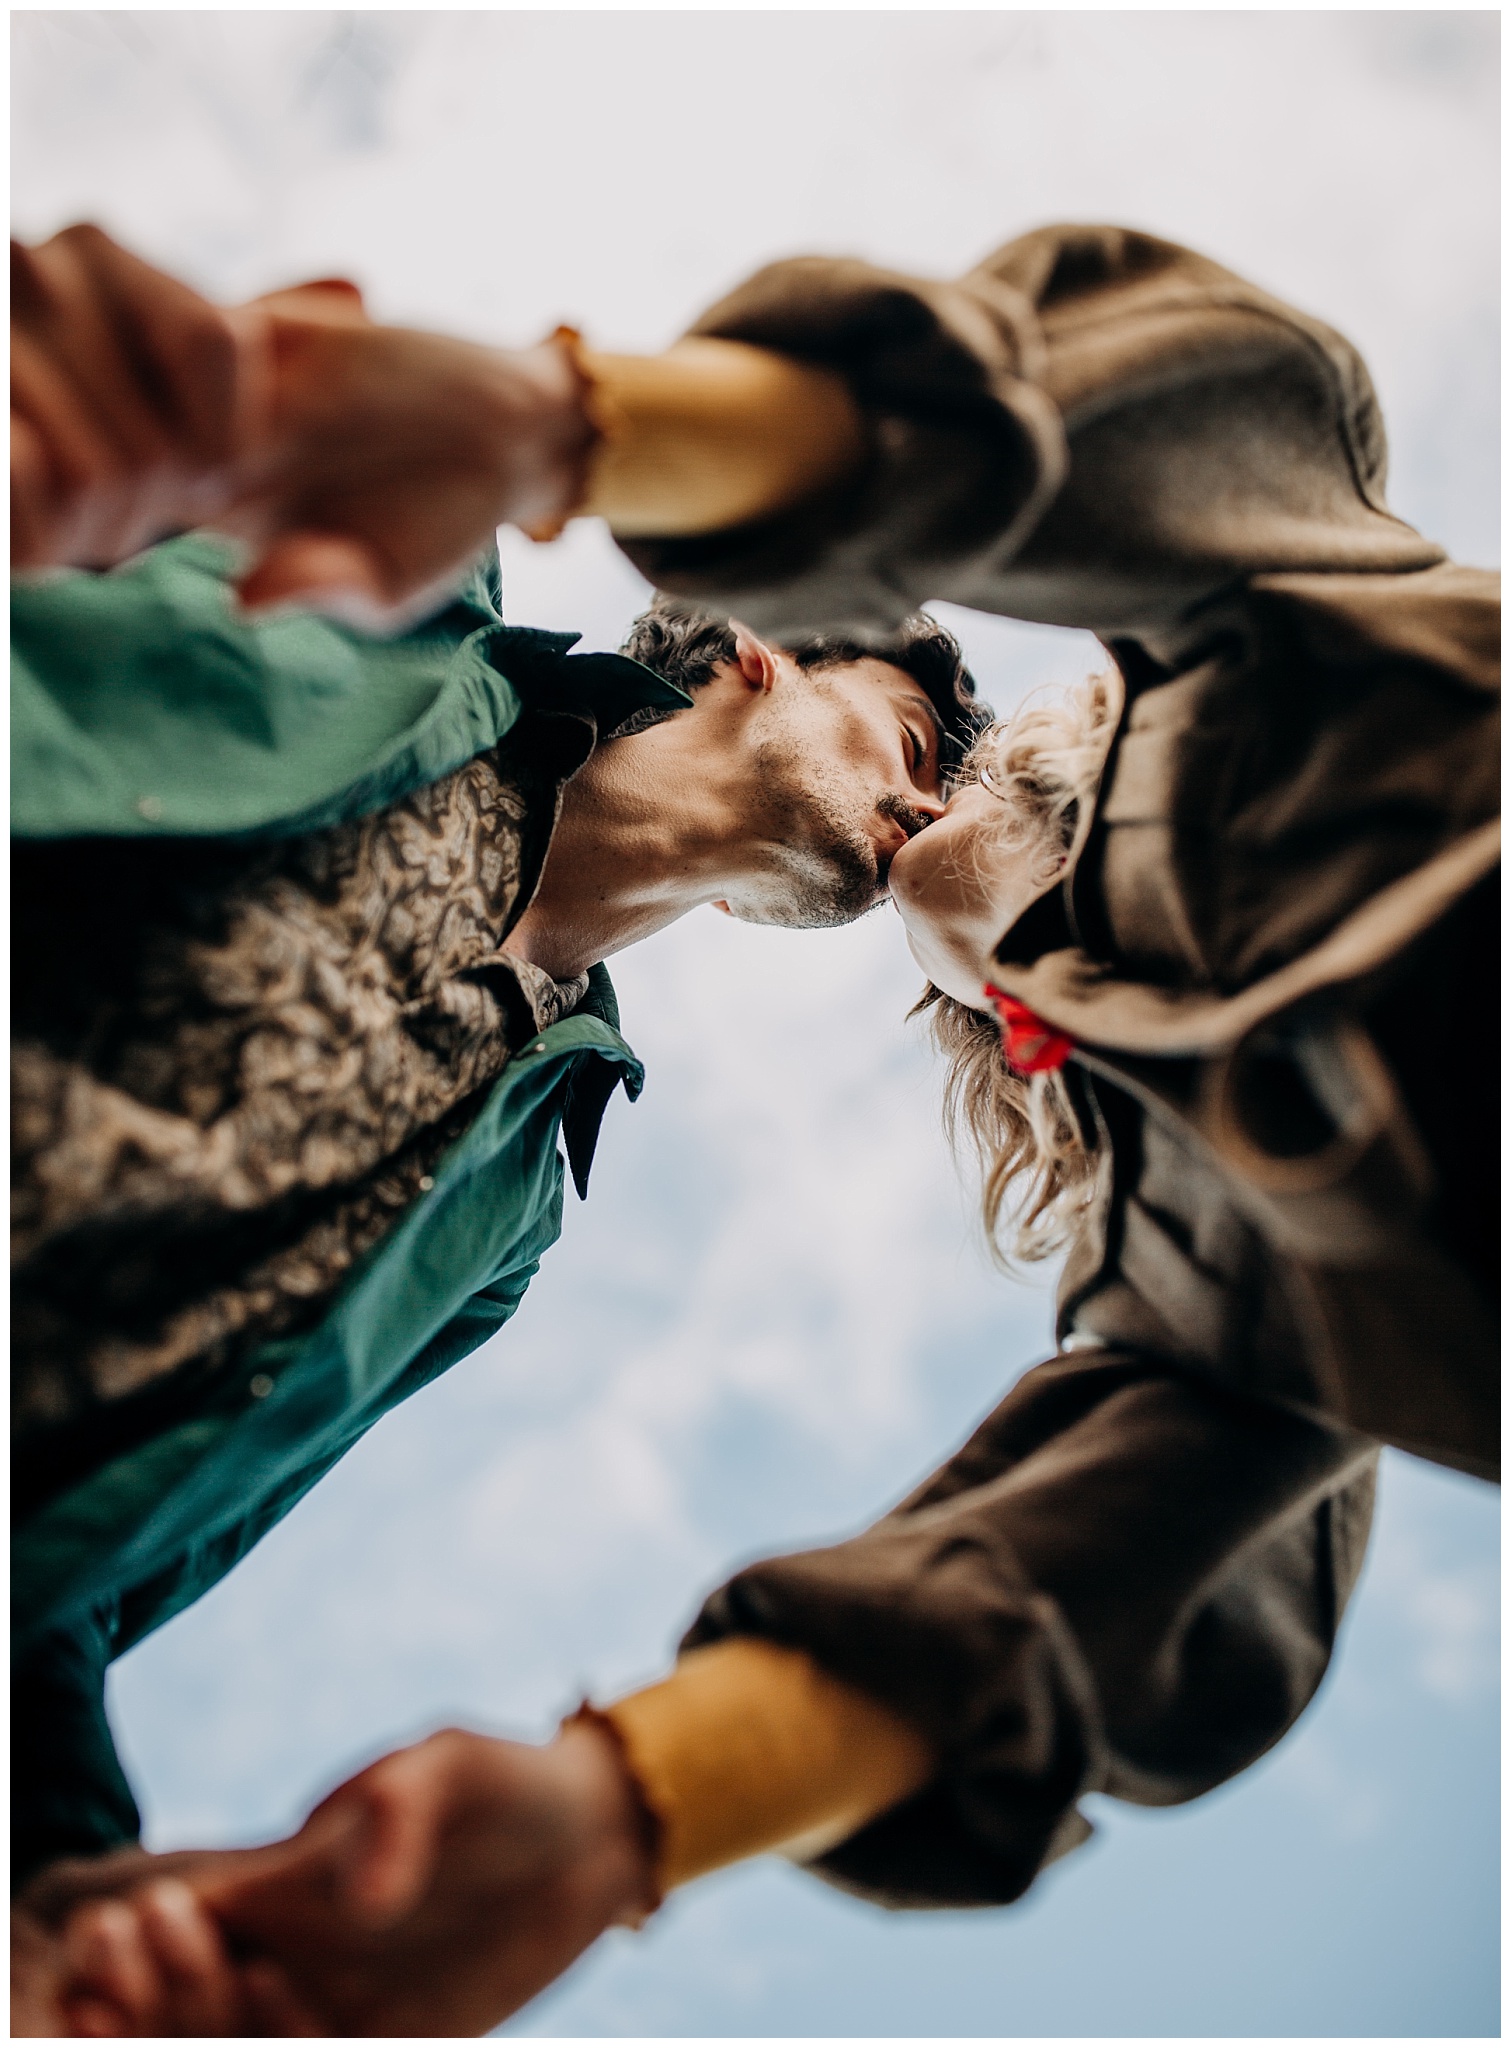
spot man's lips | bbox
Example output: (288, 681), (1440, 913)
(876, 798), (935, 865)
(872, 821), (912, 890)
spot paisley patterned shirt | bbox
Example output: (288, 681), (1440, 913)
(13, 712), (591, 1505)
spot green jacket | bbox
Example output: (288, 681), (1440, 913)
(11, 537), (688, 1881)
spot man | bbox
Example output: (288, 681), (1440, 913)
(20, 222), (1497, 2033)
(11, 225), (986, 2027)
(13, 563), (979, 2021)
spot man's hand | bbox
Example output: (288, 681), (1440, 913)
(14, 1850), (321, 2038)
(11, 224), (264, 571)
(195, 1719), (661, 2035)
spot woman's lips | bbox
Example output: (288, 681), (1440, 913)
(876, 823), (925, 897)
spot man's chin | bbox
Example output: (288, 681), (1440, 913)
(726, 873), (883, 930)
(726, 895), (881, 931)
(721, 833), (885, 929)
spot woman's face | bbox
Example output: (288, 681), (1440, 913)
(887, 777), (1058, 1008)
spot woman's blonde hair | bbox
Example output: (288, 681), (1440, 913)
(916, 671), (1118, 1266)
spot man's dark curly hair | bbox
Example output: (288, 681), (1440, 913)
(619, 596), (991, 776)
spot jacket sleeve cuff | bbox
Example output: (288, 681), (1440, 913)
(576, 338), (868, 542)
(598, 1637), (935, 1892)
(613, 255), (1066, 643)
(614, 227), (1444, 645)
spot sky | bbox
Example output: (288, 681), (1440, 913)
(12, 10), (1500, 2038)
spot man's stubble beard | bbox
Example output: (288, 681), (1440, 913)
(722, 733), (889, 930)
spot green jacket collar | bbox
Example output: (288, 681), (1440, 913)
(12, 536), (690, 841)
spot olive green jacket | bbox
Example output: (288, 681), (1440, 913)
(636, 225), (1497, 1906)
(11, 538), (688, 1881)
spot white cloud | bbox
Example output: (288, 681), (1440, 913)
(1362, 1465), (1500, 1706)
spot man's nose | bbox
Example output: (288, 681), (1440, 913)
(911, 790), (948, 826)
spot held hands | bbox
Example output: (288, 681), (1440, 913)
(18, 1719), (660, 2037)
(11, 224), (599, 624)
(210, 1719), (661, 2035)
(13, 1860), (324, 2038)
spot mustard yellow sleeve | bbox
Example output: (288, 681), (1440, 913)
(597, 1637), (935, 1893)
(573, 337), (867, 540)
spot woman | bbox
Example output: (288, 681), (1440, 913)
(895, 674), (1119, 1263)
(894, 651), (1495, 1478)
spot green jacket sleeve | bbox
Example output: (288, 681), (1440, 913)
(12, 1607), (140, 1890)
(10, 538), (526, 840)
(9, 1254), (558, 1893)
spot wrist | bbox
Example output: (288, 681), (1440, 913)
(242, 313), (600, 539)
(549, 1715), (662, 1927)
(491, 332), (603, 540)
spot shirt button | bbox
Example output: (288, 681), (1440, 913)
(418, 1175), (435, 1192)
(135, 794), (164, 820)
(248, 1372), (275, 1399)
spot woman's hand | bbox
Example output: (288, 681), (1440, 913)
(197, 1720), (660, 2036)
(220, 284), (598, 627)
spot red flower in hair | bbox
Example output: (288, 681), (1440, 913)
(984, 986), (1075, 1074)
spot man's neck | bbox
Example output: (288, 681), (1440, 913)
(504, 734), (741, 982)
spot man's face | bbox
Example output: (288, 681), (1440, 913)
(721, 653), (949, 927)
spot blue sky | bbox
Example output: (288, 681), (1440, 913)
(13, 11), (1498, 2036)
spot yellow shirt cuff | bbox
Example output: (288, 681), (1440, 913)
(575, 337), (867, 540)
(599, 1638), (935, 1893)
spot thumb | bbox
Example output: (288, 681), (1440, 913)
(184, 1804), (360, 1927)
(250, 277), (370, 324)
(238, 1958), (327, 2037)
(325, 1751), (449, 1925)
(236, 531), (393, 620)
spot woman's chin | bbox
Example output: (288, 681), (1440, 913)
(937, 969), (998, 1011)
(900, 922), (995, 1009)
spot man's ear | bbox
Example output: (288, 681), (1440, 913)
(732, 623), (779, 693)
